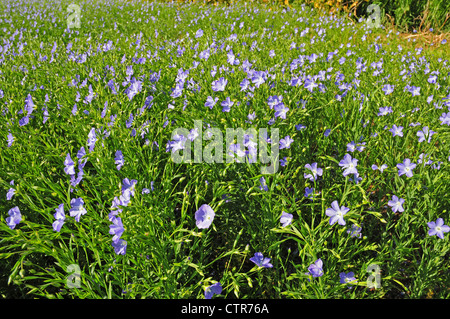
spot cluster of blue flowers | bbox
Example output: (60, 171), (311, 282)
(1, 0), (449, 299)
(107, 178), (138, 255)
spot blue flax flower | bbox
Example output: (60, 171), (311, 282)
(439, 112), (450, 125)
(115, 150), (124, 170)
(205, 96), (218, 109)
(52, 204), (66, 232)
(326, 201), (349, 226)
(7, 132), (14, 147)
(427, 218), (450, 239)
(6, 206), (21, 230)
(340, 272), (357, 288)
(6, 187), (15, 200)
(109, 216), (125, 243)
(119, 189), (132, 207)
(339, 154), (358, 177)
(382, 84), (394, 95)
(274, 103), (289, 119)
(259, 177), (268, 191)
(250, 252), (273, 268)
(221, 97), (234, 112)
(195, 204), (215, 229)
(280, 212), (293, 227)
(204, 282), (222, 299)
(126, 79), (142, 101)
(304, 187), (318, 200)
(69, 197), (87, 222)
(19, 115), (29, 127)
(347, 224), (362, 238)
(195, 29), (204, 38)
(64, 153), (76, 176)
(417, 126), (435, 143)
(388, 195), (405, 213)
(378, 106), (392, 116)
(397, 158), (416, 177)
(87, 128), (97, 152)
(304, 163), (323, 181)
(77, 146), (86, 159)
(279, 136), (294, 149)
(372, 164), (388, 172)
(122, 178), (137, 197)
(112, 239), (127, 255)
(389, 124), (404, 137)
(211, 77), (227, 92)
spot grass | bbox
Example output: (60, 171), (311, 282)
(0, 0), (449, 299)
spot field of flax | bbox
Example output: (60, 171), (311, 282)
(0, 0), (449, 299)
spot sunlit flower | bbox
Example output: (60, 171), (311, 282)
(6, 206), (21, 230)
(428, 218), (450, 239)
(195, 204), (215, 229)
(307, 258), (323, 277)
(326, 201), (349, 226)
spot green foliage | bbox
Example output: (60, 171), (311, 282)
(294, 0), (450, 32)
(0, 0), (449, 299)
